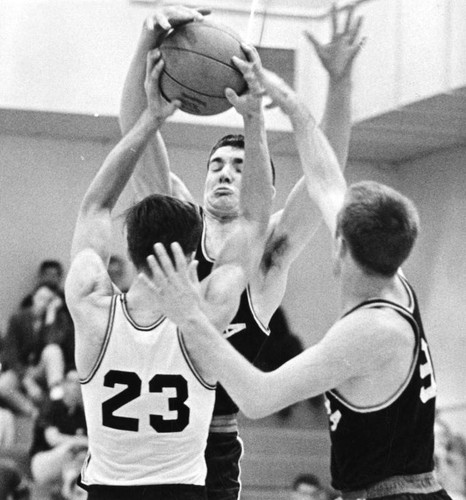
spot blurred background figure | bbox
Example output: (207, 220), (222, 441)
(29, 370), (87, 498)
(3, 284), (74, 404)
(20, 260), (65, 309)
(291, 473), (329, 500)
(434, 417), (466, 500)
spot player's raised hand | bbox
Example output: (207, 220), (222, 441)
(305, 2), (365, 81)
(146, 5), (211, 33)
(141, 242), (203, 327)
(226, 43), (264, 118)
(144, 49), (181, 120)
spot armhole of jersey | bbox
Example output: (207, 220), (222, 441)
(177, 329), (216, 391)
(80, 294), (117, 385)
(200, 211), (214, 263)
(329, 301), (421, 413)
(397, 273), (415, 313)
(246, 285), (270, 336)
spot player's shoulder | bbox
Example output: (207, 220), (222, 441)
(65, 248), (114, 307)
(328, 306), (412, 359)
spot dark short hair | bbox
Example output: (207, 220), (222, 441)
(293, 473), (322, 491)
(125, 194), (202, 273)
(337, 181), (420, 277)
(208, 134), (276, 185)
(39, 260), (63, 276)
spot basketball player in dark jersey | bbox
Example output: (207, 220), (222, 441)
(65, 48), (272, 500)
(120, 4), (364, 498)
(144, 66), (452, 500)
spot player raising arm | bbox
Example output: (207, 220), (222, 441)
(144, 68), (451, 500)
(65, 48), (272, 500)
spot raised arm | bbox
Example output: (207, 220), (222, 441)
(68, 51), (179, 298)
(200, 45), (274, 330)
(120, 6), (209, 199)
(306, 2), (364, 168)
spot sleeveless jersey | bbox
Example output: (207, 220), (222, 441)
(325, 275), (436, 491)
(80, 294), (216, 487)
(196, 211), (270, 415)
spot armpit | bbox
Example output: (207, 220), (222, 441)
(261, 233), (289, 271)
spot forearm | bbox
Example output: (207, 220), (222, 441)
(180, 311), (278, 418)
(120, 24), (172, 197)
(81, 109), (163, 213)
(240, 110), (273, 225)
(289, 108), (346, 235)
(320, 75), (352, 169)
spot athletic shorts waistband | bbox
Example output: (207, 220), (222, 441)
(341, 472), (442, 499)
(209, 414), (238, 433)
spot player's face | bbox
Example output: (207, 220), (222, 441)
(203, 146), (244, 217)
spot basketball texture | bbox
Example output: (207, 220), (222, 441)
(159, 21), (248, 116)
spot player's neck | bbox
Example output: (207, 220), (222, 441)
(124, 277), (165, 327)
(204, 205), (239, 223)
(340, 270), (400, 314)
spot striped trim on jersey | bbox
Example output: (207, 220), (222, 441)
(120, 294), (166, 331)
(80, 294), (118, 385)
(328, 280), (421, 413)
(178, 329), (216, 391)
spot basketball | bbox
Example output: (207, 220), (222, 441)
(159, 20), (248, 116)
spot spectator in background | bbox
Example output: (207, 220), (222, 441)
(20, 260), (65, 309)
(29, 370), (87, 497)
(0, 459), (30, 500)
(435, 418), (466, 500)
(4, 284), (74, 403)
(291, 473), (329, 500)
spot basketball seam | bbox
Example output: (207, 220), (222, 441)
(161, 46), (244, 78)
(161, 70), (234, 99)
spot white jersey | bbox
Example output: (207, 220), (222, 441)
(80, 294), (216, 487)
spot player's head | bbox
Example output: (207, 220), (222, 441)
(291, 473), (326, 500)
(203, 134), (275, 217)
(125, 194), (202, 274)
(38, 259), (64, 288)
(335, 181), (420, 277)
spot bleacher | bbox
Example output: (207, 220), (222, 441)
(239, 424), (331, 499)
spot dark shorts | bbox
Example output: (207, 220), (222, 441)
(340, 472), (451, 500)
(205, 431), (243, 500)
(84, 483), (206, 500)
(358, 490), (452, 500)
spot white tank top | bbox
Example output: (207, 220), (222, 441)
(80, 294), (216, 487)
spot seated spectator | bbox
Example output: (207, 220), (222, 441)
(435, 418), (466, 500)
(4, 284), (74, 403)
(30, 370), (87, 496)
(0, 458), (30, 500)
(291, 473), (329, 500)
(20, 260), (65, 309)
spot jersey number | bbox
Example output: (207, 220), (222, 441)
(102, 370), (190, 433)
(419, 339), (436, 403)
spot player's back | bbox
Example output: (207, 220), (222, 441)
(80, 293), (216, 488)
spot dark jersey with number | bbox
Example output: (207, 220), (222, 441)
(196, 212), (270, 415)
(325, 275), (436, 492)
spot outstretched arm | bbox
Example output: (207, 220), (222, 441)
(142, 244), (395, 417)
(306, 2), (364, 168)
(120, 6), (209, 199)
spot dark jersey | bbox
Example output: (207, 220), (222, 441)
(325, 275), (436, 491)
(196, 212), (270, 415)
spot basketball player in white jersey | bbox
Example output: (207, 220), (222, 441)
(143, 67), (452, 500)
(120, 5), (364, 499)
(64, 46), (272, 500)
